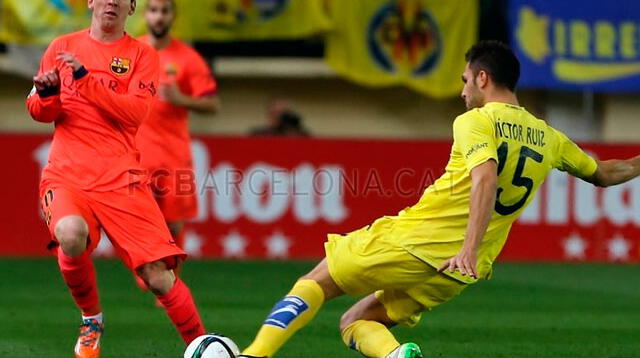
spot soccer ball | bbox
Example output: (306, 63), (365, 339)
(184, 334), (240, 358)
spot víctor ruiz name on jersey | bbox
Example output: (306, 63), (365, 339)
(494, 120), (546, 147)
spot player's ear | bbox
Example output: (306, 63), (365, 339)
(477, 70), (489, 89)
(87, 0), (94, 10)
(129, 0), (136, 15)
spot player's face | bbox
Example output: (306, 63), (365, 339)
(145, 0), (175, 39)
(460, 63), (484, 110)
(89, 0), (136, 31)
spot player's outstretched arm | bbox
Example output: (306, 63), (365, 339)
(439, 159), (498, 279)
(554, 128), (640, 188)
(587, 156), (640, 187)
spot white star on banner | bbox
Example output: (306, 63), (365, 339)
(607, 235), (631, 262)
(563, 233), (587, 260)
(221, 230), (248, 258)
(265, 231), (292, 259)
(183, 230), (204, 258)
(92, 230), (114, 257)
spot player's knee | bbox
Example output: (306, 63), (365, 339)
(299, 272), (324, 290)
(300, 260), (327, 283)
(299, 272), (315, 282)
(146, 273), (173, 295)
(54, 216), (89, 257)
(300, 262), (344, 300)
(340, 295), (396, 331)
(138, 261), (175, 295)
(339, 303), (371, 331)
(339, 309), (359, 331)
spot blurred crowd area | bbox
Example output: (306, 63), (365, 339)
(0, 0), (638, 142)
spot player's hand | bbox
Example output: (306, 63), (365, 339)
(56, 51), (83, 72)
(33, 68), (60, 92)
(160, 81), (186, 106)
(438, 247), (479, 279)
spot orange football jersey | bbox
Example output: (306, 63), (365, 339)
(136, 36), (217, 170)
(27, 29), (160, 191)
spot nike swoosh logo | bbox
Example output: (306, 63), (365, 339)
(553, 59), (640, 83)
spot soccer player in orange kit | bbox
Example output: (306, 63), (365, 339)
(26, 1), (206, 357)
(137, 0), (219, 248)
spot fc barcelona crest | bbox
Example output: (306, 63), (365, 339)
(110, 57), (131, 75)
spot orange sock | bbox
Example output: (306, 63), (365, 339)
(57, 248), (101, 316)
(156, 278), (205, 344)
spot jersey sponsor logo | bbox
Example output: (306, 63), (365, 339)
(465, 142), (489, 158)
(367, 1), (441, 76)
(139, 80), (157, 96)
(100, 78), (120, 93)
(110, 57), (131, 75)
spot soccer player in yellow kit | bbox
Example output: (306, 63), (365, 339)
(239, 41), (640, 358)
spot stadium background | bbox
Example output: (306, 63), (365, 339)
(1, 0), (639, 357)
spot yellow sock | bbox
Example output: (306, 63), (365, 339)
(341, 320), (400, 358)
(243, 279), (324, 357)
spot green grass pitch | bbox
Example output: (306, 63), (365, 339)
(0, 259), (639, 357)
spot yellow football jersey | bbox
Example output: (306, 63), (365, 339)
(390, 102), (598, 283)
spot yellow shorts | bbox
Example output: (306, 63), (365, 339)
(325, 217), (467, 327)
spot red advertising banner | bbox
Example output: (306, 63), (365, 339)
(1, 134), (638, 262)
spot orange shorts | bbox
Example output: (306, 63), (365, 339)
(148, 167), (198, 222)
(39, 182), (186, 270)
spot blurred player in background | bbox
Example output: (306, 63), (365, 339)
(26, 1), (206, 357)
(137, 0), (219, 249)
(238, 41), (640, 358)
